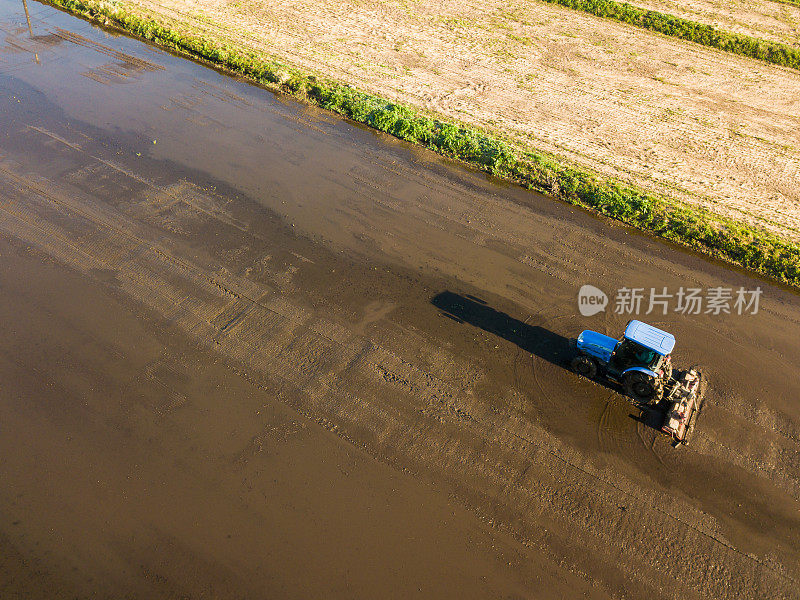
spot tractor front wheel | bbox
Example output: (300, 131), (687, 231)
(623, 371), (660, 402)
(571, 355), (597, 379)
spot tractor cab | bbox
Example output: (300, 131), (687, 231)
(607, 320), (673, 379)
(573, 320), (674, 401)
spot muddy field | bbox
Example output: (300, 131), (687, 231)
(109, 0), (800, 241)
(1, 2), (800, 599)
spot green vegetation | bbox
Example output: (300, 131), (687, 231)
(541, 0), (800, 71)
(44, 0), (800, 287)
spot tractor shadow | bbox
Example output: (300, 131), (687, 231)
(431, 291), (573, 367)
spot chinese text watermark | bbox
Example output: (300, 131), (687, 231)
(578, 285), (761, 317)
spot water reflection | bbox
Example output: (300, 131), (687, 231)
(22, 0), (39, 64)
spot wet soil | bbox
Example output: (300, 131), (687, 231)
(1, 1), (799, 598)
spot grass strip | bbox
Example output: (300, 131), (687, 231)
(42, 0), (800, 288)
(540, 0), (800, 71)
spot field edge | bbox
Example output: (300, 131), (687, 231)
(39, 0), (800, 289)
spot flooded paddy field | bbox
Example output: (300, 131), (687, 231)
(1, 1), (799, 598)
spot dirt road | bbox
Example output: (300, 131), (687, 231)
(1, 2), (799, 598)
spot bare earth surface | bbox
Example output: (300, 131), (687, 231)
(626, 0), (800, 47)
(110, 0), (800, 240)
(2, 3), (800, 599)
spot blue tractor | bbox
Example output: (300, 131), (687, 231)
(571, 320), (674, 402)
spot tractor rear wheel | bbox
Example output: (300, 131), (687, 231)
(623, 371), (659, 402)
(571, 355), (597, 379)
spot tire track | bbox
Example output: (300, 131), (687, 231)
(0, 163), (796, 597)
